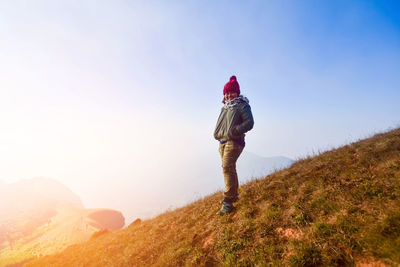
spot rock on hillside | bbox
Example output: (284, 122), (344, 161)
(27, 128), (400, 266)
(86, 209), (125, 230)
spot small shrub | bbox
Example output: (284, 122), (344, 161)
(337, 216), (360, 234)
(359, 179), (385, 199)
(381, 212), (400, 238)
(310, 194), (337, 215)
(263, 205), (282, 222)
(244, 208), (258, 219)
(304, 183), (314, 195)
(326, 247), (353, 266)
(289, 245), (322, 267)
(294, 212), (312, 225)
(220, 239), (247, 265)
(315, 222), (334, 238)
(241, 221), (257, 239)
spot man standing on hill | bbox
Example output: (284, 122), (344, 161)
(214, 75), (254, 215)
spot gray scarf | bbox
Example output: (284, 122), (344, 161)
(223, 95), (249, 110)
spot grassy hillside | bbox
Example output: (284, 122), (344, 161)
(26, 128), (400, 266)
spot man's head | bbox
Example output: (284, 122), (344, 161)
(223, 75), (240, 98)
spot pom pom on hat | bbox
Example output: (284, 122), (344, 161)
(223, 75), (240, 95)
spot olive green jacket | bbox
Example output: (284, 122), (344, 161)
(213, 100), (254, 144)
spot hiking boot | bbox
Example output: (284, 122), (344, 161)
(220, 196), (239, 204)
(217, 201), (234, 215)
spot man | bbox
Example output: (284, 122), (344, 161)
(214, 75), (254, 215)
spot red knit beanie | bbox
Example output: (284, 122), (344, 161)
(223, 75), (240, 95)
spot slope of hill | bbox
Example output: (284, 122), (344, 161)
(27, 128), (400, 266)
(0, 178), (125, 267)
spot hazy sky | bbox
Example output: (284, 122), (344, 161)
(1, 1), (399, 222)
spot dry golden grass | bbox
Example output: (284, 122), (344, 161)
(24, 128), (400, 266)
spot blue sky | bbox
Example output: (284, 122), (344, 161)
(0, 0), (399, 221)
